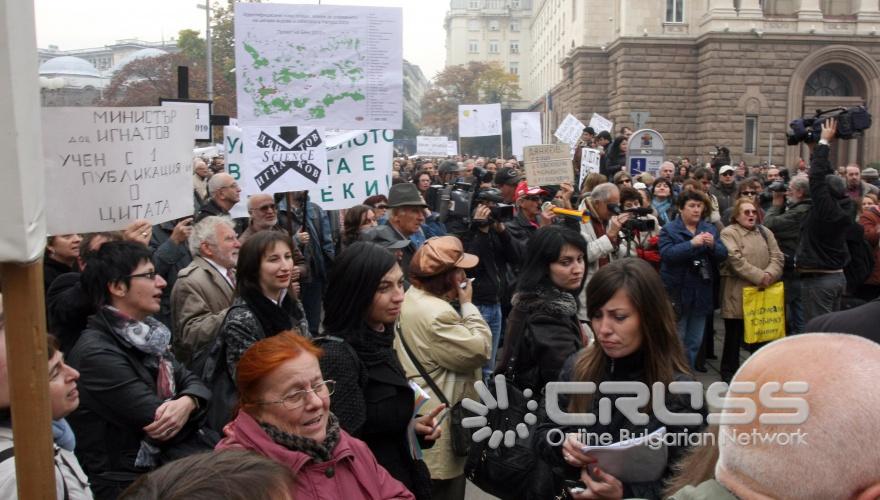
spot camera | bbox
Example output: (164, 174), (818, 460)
(426, 167), (513, 225)
(609, 205), (656, 233)
(768, 180), (787, 193)
(786, 105), (872, 145)
(692, 258), (712, 281)
(710, 146), (731, 171)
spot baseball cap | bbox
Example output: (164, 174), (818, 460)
(514, 181), (548, 201)
(410, 236), (478, 278)
(494, 167), (523, 186)
(719, 165), (735, 175)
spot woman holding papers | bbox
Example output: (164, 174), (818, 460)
(317, 242), (440, 500)
(534, 258), (705, 500)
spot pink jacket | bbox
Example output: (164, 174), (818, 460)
(216, 411), (414, 500)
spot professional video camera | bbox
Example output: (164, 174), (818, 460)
(609, 205), (656, 233)
(425, 166), (513, 225)
(787, 105), (872, 145)
(710, 146), (731, 171)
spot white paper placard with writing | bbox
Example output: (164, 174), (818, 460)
(511, 112), (542, 160)
(553, 113), (585, 147)
(417, 135), (449, 156)
(579, 147), (602, 190)
(523, 144), (573, 186)
(458, 103), (502, 138)
(241, 126), (329, 195)
(589, 113), (613, 134)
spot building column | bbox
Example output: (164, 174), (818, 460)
(706, 0), (737, 17)
(856, 0), (880, 23)
(738, 0), (764, 18)
(796, 0), (824, 21)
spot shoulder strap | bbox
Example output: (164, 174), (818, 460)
(757, 224), (769, 245)
(0, 447), (13, 464)
(394, 322), (451, 407)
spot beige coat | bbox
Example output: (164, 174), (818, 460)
(394, 286), (492, 480)
(719, 224), (784, 319)
(171, 255), (235, 363)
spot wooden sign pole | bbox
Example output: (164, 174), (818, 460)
(0, 261), (56, 499)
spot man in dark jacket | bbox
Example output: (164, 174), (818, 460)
(764, 175), (811, 334)
(195, 173), (241, 223)
(505, 182), (549, 264)
(711, 165), (739, 219)
(362, 183), (426, 278)
(795, 118), (853, 323)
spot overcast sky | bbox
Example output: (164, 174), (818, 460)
(34, 0), (448, 80)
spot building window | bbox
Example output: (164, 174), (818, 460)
(489, 19), (500, 31)
(666, 0), (684, 23)
(489, 40), (499, 53)
(468, 40), (479, 53)
(744, 115), (758, 155)
(572, 0), (576, 19)
(511, 0), (521, 8)
(510, 20), (520, 31)
(468, 19), (481, 31)
(510, 61), (519, 75)
(510, 41), (519, 53)
(469, 0), (480, 8)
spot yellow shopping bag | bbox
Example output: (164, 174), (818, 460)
(742, 281), (785, 344)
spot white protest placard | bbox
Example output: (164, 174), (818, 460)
(458, 103), (502, 138)
(161, 99), (212, 141)
(223, 126), (251, 219)
(523, 144), (573, 186)
(417, 136), (449, 157)
(43, 106), (197, 234)
(310, 129), (393, 210)
(447, 141), (458, 157)
(511, 112), (542, 160)
(589, 113), (614, 134)
(553, 113), (585, 147)
(235, 3), (403, 129)
(578, 147), (602, 190)
(241, 126), (329, 195)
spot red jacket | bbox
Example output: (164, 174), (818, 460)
(858, 207), (880, 285)
(216, 411), (414, 500)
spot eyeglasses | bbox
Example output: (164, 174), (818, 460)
(252, 203), (276, 213)
(254, 380), (336, 410)
(127, 270), (159, 281)
(721, 172), (735, 176)
(375, 204), (388, 210)
(523, 195), (541, 202)
(742, 209), (758, 215)
(741, 191), (757, 196)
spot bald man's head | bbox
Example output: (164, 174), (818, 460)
(716, 334), (880, 500)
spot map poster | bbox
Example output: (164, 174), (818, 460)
(242, 125), (330, 195)
(235, 3), (403, 129)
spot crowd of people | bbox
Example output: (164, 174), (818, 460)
(0, 117), (877, 499)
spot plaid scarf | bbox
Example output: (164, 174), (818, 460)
(260, 413), (341, 463)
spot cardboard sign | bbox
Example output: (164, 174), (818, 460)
(242, 126), (329, 194)
(458, 103), (502, 137)
(553, 113), (585, 147)
(579, 147), (601, 190)
(523, 144), (573, 186)
(43, 106), (197, 234)
(417, 135), (449, 156)
(589, 113), (613, 134)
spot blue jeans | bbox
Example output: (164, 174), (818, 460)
(301, 280), (324, 336)
(801, 272), (846, 324)
(677, 312), (708, 368)
(783, 274), (804, 335)
(476, 302), (502, 380)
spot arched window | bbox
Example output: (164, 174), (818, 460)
(805, 68), (853, 97)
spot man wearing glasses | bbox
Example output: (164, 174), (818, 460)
(711, 165), (739, 218)
(196, 172), (242, 223)
(239, 193), (308, 285)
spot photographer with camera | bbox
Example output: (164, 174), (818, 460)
(618, 187), (661, 269)
(795, 118), (858, 323)
(764, 175), (811, 334)
(460, 189), (520, 380)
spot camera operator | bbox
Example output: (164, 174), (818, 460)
(461, 189), (520, 380)
(764, 175), (811, 334)
(796, 118), (857, 322)
(618, 187), (661, 269)
(493, 166), (522, 204)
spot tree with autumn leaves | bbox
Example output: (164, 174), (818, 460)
(420, 61), (520, 139)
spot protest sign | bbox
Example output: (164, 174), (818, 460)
(553, 113), (585, 147)
(447, 141), (458, 157)
(578, 147), (601, 190)
(523, 144), (573, 186)
(310, 129), (393, 210)
(458, 103), (502, 137)
(417, 135), (449, 156)
(242, 126), (329, 195)
(511, 112), (542, 160)
(43, 106), (197, 234)
(589, 113), (613, 134)
(223, 126), (250, 219)
(161, 99), (212, 141)
(235, 3), (403, 129)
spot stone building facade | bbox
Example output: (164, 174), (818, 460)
(531, 0), (880, 169)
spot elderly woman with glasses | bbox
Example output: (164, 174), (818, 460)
(722, 177), (765, 226)
(216, 332), (414, 499)
(719, 197), (784, 383)
(68, 241), (213, 499)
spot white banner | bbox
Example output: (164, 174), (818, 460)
(417, 135), (449, 156)
(235, 3), (403, 129)
(447, 140), (458, 157)
(578, 147), (602, 190)
(458, 103), (502, 138)
(310, 130), (393, 211)
(223, 126), (250, 219)
(511, 112), (542, 160)
(589, 113), (614, 134)
(242, 126), (329, 195)
(43, 106), (196, 234)
(161, 100), (212, 141)
(554, 113), (585, 147)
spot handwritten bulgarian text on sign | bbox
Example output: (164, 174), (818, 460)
(524, 144), (573, 186)
(43, 106), (197, 234)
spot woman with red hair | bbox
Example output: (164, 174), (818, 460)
(216, 332), (414, 499)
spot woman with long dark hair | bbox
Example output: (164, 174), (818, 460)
(495, 225), (586, 391)
(341, 204), (377, 249)
(317, 242), (440, 499)
(534, 259), (703, 499)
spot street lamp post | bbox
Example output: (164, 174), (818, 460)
(197, 2), (213, 101)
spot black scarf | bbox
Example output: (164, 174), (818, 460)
(260, 413), (341, 463)
(241, 288), (302, 337)
(344, 324), (404, 377)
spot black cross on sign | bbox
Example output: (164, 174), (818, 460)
(254, 126), (323, 190)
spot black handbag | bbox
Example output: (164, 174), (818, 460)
(395, 323), (471, 457)
(464, 359), (538, 499)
